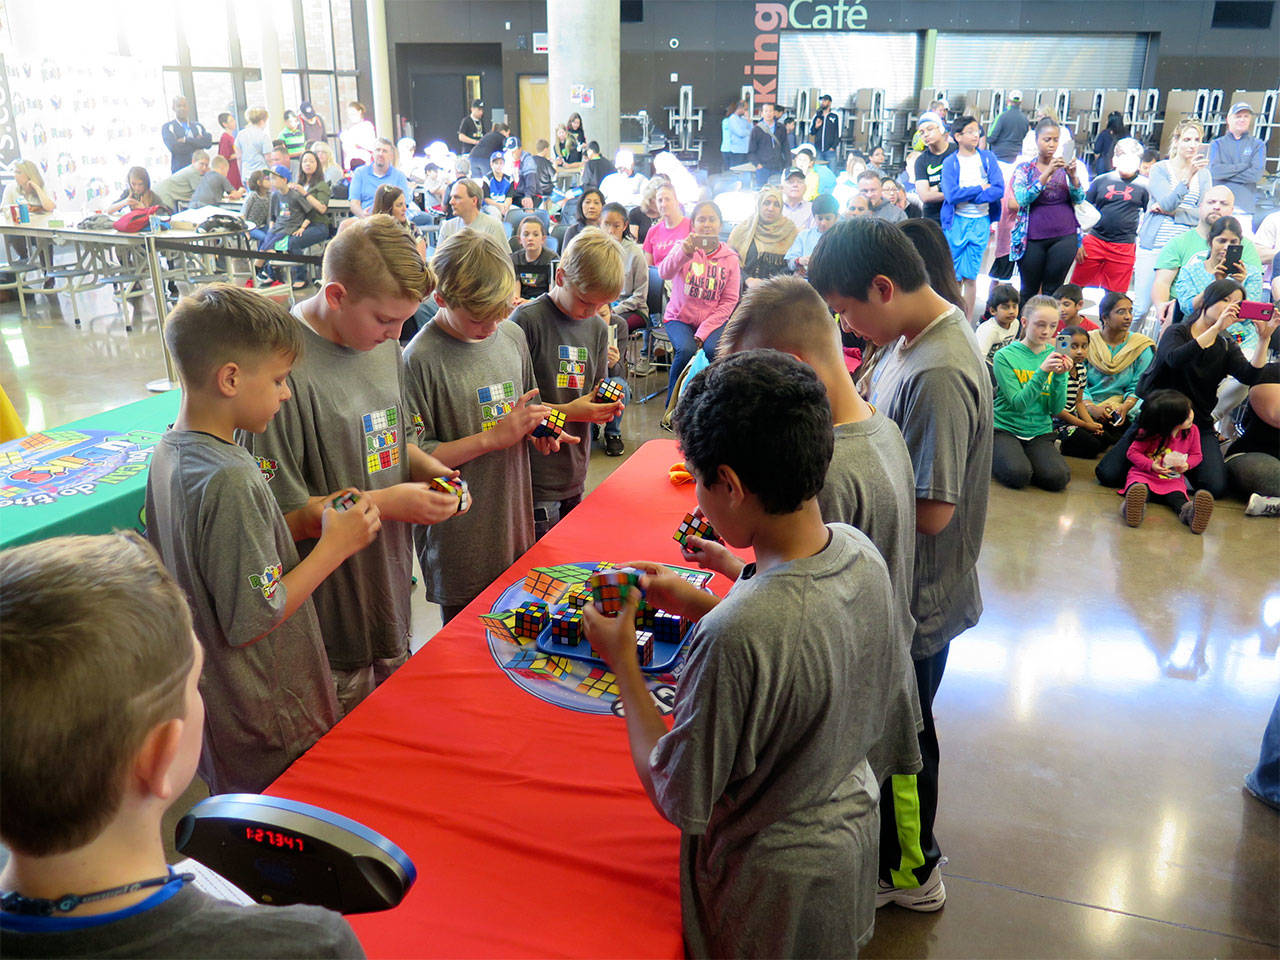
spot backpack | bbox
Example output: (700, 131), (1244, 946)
(115, 206), (159, 233)
(197, 214), (247, 234)
(77, 214), (116, 231)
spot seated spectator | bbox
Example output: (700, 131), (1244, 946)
(786, 193), (839, 276)
(216, 111), (241, 190)
(0, 533), (364, 959)
(1118, 388), (1215, 532)
(792, 144), (835, 200)
(642, 181), (690, 266)
(1170, 216), (1263, 316)
(1225, 383), (1280, 510)
(310, 140), (344, 189)
(436, 179), (507, 247)
(1095, 279), (1280, 497)
(975, 283), (1022, 367)
(530, 139), (557, 203)
(728, 186), (798, 289)
(593, 303), (633, 457)
(1073, 137), (1147, 295)
(600, 150), (648, 206)
(348, 138), (408, 217)
(991, 294), (1072, 491)
(340, 100), (377, 171)
(240, 169), (277, 247)
(553, 124), (582, 172)
(1209, 103), (1266, 226)
(154, 151), (210, 210)
(658, 200), (740, 403)
(630, 174), (667, 246)
(512, 215), (558, 303)
(420, 162), (449, 211)
(468, 122), (510, 179)
(1055, 325), (1109, 459)
(189, 154), (245, 207)
(1055, 283), (1097, 333)
(866, 145), (887, 178)
(860, 169), (906, 224)
(579, 141), (615, 190)
(481, 151), (515, 219)
(373, 184), (427, 261)
(1081, 291), (1156, 441)
(235, 107), (272, 178)
(843, 193), (870, 218)
(780, 168), (814, 230)
(652, 152), (699, 208)
(882, 177), (920, 219)
(601, 202), (649, 330)
(502, 138), (541, 212)
(258, 155), (331, 288)
(107, 166), (165, 214)
(562, 187), (604, 250)
(833, 152), (868, 210)
(269, 140), (292, 171)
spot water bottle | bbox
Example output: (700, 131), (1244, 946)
(17, 198), (29, 223)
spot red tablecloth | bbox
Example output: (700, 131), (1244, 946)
(269, 439), (731, 958)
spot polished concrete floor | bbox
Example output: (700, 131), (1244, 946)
(2, 284), (1277, 958)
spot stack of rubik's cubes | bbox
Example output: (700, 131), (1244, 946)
(429, 476), (471, 513)
(635, 605), (688, 645)
(532, 408), (567, 439)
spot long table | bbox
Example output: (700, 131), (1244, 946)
(268, 439), (732, 958)
(0, 391), (179, 549)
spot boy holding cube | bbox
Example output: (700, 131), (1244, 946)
(583, 351), (917, 957)
(510, 227), (626, 538)
(240, 215), (463, 714)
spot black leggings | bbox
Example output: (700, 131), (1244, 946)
(1018, 233), (1078, 303)
(1097, 421), (1229, 497)
(992, 431), (1070, 491)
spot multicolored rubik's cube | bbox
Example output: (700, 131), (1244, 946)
(589, 568), (643, 616)
(513, 600), (549, 639)
(561, 582), (592, 610)
(636, 634), (654, 667)
(673, 512), (719, 546)
(532, 408), (567, 439)
(330, 491), (359, 512)
(594, 380), (624, 404)
(550, 608), (583, 645)
(429, 476), (471, 513)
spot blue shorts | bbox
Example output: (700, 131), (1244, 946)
(945, 215), (991, 280)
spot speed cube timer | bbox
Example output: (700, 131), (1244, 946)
(532, 408), (566, 439)
(331, 491), (359, 512)
(636, 635), (654, 667)
(594, 380), (624, 404)
(673, 512), (719, 546)
(550, 608), (583, 645)
(514, 600), (549, 639)
(589, 568), (642, 615)
(429, 476), (471, 513)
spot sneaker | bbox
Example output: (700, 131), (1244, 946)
(1245, 493), (1280, 518)
(1123, 483), (1148, 527)
(1180, 489), (1214, 534)
(876, 862), (947, 912)
(605, 435), (624, 457)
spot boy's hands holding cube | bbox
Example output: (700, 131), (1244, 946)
(376, 479), (469, 525)
(318, 489), (382, 557)
(676, 508), (745, 580)
(561, 381), (624, 424)
(582, 586), (643, 674)
(490, 389), (553, 450)
(625, 561), (722, 622)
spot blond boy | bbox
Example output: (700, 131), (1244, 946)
(509, 227), (625, 537)
(190, 154), (245, 207)
(240, 215), (462, 714)
(0, 533), (362, 957)
(147, 285), (380, 793)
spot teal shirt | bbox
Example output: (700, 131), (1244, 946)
(992, 341), (1068, 438)
(1084, 337), (1154, 403)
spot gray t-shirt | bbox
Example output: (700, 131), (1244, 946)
(0, 883), (363, 958)
(402, 320), (537, 607)
(650, 524), (919, 958)
(239, 317), (415, 672)
(435, 213), (507, 248)
(236, 125), (272, 176)
(869, 306), (994, 659)
(156, 165), (205, 209)
(190, 170), (234, 207)
(145, 431), (338, 793)
(510, 295), (609, 501)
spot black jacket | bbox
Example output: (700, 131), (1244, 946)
(748, 121), (787, 171)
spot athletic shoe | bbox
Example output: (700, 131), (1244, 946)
(1180, 489), (1214, 534)
(1245, 493), (1280, 518)
(1123, 483), (1148, 527)
(605, 435), (624, 457)
(876, 862), (947, 912)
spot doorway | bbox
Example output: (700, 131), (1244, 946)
(519, 75), (549, 151)
(395, 42), (503, 151)
(411, 73), (469, 150)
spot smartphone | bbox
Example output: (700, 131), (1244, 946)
(692, 234), (719, 254)
(1238, 300), (1276, 322)
(1195, 143), (1210, 160)
(1060, 138), (1076, 163)
(1223, 242), (1243, 271)
(607, 321), (618, 352)
(1055, 333), (1073, 352)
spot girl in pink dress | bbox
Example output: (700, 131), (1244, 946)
(1122, 388), (1214, 533)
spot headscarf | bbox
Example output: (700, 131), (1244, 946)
(1086, 328), (1155, 375)
(728, 187), (798, 260)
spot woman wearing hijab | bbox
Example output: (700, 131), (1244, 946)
(728, 187), (799, 289)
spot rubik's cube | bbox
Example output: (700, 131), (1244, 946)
(478, 610), (523, 646)
(513, 600), (549, 639)
(523, 563), (593, 601)
(637, 607), (687, 645)
(636, 635), (654, 667)
(673, 512), (719, 546)
(589, 568), (643, 616)
(532, 408), (566, 439)
(594, 380), (624, 404)
(429, 476), (471, 513)
(550, 608), (583, 645)
(331, 491), (359, 512)
(561, 582), (592, 610)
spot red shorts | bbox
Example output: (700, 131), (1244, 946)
(1072, 233), (1136, 293)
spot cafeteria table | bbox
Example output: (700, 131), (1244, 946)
(268, 439), (735, 958)
(0, 391), (179, 549)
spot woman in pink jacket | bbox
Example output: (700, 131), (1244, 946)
(658, 200), (741, 403)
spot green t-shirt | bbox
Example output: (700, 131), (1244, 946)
(992, 340), (1069, 439)
(1154, 228), (1262, 273)
(280, 125), (306, 158)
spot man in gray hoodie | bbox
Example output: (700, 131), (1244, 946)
(1210, 103), (1266, 224)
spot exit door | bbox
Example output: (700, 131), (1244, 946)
(411, 73), (482, 151)
(519, 75), (549, 152)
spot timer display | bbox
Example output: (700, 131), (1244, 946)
(244, 826), (306, 852)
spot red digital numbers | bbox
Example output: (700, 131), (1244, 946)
(243, 826), (304, 852)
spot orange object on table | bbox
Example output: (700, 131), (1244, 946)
(268, 440), (740, 958)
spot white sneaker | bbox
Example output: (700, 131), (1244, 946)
(1245, 493), (1280, 517)
(876, 861), (947, 912)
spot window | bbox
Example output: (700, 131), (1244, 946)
(304, 0), (335, 71)
(307, 75), (337, 144)
(184, 5), (230, 68)
(193, 72), (237, 130)
(338, 76), (360, 128)
(274, 2), (299, 69)
(1211, 1), (1273, 28)
(332, 0), (356, 71)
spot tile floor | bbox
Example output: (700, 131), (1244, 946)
(2, 283), (1276, 958)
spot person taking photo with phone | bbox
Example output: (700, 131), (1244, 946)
(1171, 215), (1264, 316)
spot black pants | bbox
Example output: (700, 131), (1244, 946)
(880, 642), (949, 886)
(992, 430), (1070, 490)
(1018, 233), (1078, 303)
(1097, 421), (1228, 497)
(1058, 425), (1109, 460)
(1137, 487), (1190, 514)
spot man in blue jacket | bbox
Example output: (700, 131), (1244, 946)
(941, 115), (1004, 319)
(1210, 103), (1266, 228)
(161, 96), (213, 173)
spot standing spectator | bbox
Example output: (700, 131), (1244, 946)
(236, 107), (272, 178)
(216, 112), (241, 190)
(578, 142), (615, 190)
(720, 100), (752, 171)
(810, 94), (841, 166)
(1210, 102), (1266, 228)
(941, 115), (1004, 319)
(1011, 118), (1085, 303)
(436, 179), (507, 247)
(913, 112), (956, 224)
(986, 90), (1028, 174)
(780, 168), (814, 231)
(340, 101), (377, 171)
(279, 110), (305, 166)
(1073, 138), (1148, 294)
(161, 96), (212, 173)
(729, 186), (798, 288)
(458, 99), (485, 151)
(1092, 112), (1126, 177)
(348, 138), (408, 217)
(299, 100), (326, 146)
(748, 102), (787, 188)
(600, 150), (648, 207)
(861, 170), (907, 224)
(469, 122), (509, 179)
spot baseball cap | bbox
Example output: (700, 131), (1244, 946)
(819, 93), (832, 102)
(792, 143), (816, 157)
(503, 136), (520, 151)
(472, 99), (484, 109)
(1008, 89), (1023, 101)
(299, 100), (315, 118)
(490, 150), (504, 161)
(784, 167), (806, 181)
(1228, 101), (1254, 116)
(917, 111), (943, 130)
(270, 163), (291, 179)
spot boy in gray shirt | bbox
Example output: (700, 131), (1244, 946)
(146, 285), (380, 793)
(810, 218), (993, 913)
(189, 155), (244, 207)
(584, 352), (918, 958)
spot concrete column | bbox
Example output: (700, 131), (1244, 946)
(366, 0), (394, 139)
(261, 11), (285, 136)
(547, 0), (620, 158)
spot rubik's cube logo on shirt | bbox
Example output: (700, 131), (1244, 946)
(248, 563), (282, 600)
(255, 457), (278, 482)
(476, 380), (517, 430)
(362, 407), (401, 475)
(557, 345), (588, 390)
